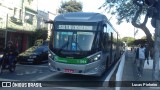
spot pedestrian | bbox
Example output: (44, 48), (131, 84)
(135, 44), (149, 77)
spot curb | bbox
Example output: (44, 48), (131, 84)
(144, 60), (160, 69)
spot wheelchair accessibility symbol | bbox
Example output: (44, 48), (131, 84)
(72, 43), (76, 51)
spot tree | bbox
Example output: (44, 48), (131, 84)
(121, 37), (135, 46)
(141, 36), (146, 39)
(58, 0), (83, 14)
(132, 39), (147, 46)
(100, 0), (152, 43)
(33, 29), (48, 41)
(100, 0), (160, 81)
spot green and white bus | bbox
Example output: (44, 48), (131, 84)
(48, 12), (122, 76)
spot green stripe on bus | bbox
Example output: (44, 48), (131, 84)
(54, 56), (88, 64)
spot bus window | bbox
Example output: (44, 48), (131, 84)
(103, 26), (107, 33)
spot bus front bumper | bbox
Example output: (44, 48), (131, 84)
(48, 57), (104, 76)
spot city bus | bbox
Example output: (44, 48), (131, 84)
(48, 12), (122, 76)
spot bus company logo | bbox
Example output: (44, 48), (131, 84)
(2, 82), (12, 87)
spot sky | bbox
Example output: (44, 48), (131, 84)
(37, 0), (155, 39)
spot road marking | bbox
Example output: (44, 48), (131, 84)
(32, 72), (60, 81)
(16, 64), (48, 68)
(103, 59), (121, 87)
(0, 78), (18, 81)
(16, 73), (24, 76)
(104, 60), (120, 81)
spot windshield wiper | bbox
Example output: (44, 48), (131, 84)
(73, 42), (83, 51)
(58, 41), (69, 52)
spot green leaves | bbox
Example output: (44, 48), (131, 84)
(121, 37), (135, 46)
(101, 0), (147, 24)
(58, 0), (83, 14)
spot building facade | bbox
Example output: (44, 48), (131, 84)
(37, 10), (48, 30)
(47, 11), (58, 40)
(0, 0), (37, 52)
(36, 10), (58, 40)
(0, 0), (14, 51)
(0, 0), (58, 53)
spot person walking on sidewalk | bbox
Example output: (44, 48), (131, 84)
(135, 44), (149, 77)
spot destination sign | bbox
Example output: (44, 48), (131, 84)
(57, 25), (93, 30)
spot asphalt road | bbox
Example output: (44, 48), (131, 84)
(0, 61), (117, 90)
(0, 63), (52, 81)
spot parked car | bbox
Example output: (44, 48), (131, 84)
(17, 40), (48, 64)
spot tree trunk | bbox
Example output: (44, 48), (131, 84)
(131, 2), (159, 81)
(153, 19), (160, 81)
(131, 6), (153, 44)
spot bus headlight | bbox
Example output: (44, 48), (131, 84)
(48, 53), (52, 57)
(88, 54), (101, 63)
(48, 51), (55, 60)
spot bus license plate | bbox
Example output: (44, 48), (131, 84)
(65, 69), (74, 73)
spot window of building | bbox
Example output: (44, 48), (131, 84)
(25, 13), (34, 24)
(103, 25), (107, 33)
(13, 8), (22, 20)
(19, 9), (22, 19)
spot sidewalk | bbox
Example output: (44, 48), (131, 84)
(121, 50), (160, 90)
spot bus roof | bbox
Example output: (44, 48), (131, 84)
(54, 12), (118, 34)
(54, 12), (108, 22)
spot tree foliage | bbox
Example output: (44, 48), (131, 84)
(33, 29), (48, 41)
(121, 37), (135, 46)
(101, 0), (146, 23)
(101, 0), (160, 81)
(131, 39), (147, 45)
(141, 36), (146, 39)
(100, 0), (152, 43)
(58, 0), (83, 13)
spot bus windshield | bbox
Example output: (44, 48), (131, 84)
(54, 31), (95, 51)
